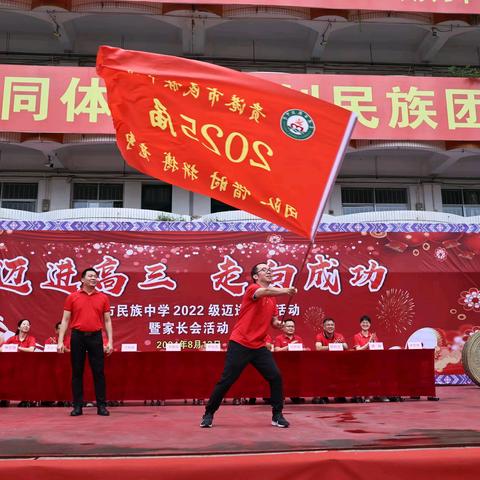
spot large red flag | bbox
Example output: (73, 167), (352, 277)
(97, 46), (355, 239)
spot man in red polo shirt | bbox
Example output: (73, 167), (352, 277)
(200, 262), (297, 429)
(57, 268), (113, 417)
(314, 317), (348, 404)
(274, 319), (306, 404)
(315, 318), (348, 351)
(274, 319), (303, 352)
(45, 322), (70, 352)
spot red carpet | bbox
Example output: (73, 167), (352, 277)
(2, 448), (479, 480)
(1, 386), (479, 479)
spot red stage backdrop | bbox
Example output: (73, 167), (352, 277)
(0, 230), (479, 377)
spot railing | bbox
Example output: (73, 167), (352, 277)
(0, 207), (479, 225)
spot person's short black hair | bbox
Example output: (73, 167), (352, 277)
(360, 315), (371, 324)
(81, 268), (98, 278)
(55, 321), (62, 330)
(284, 318), (295, 325)
(250, 262), (268, 281)
(16, 318), (30, 335)
(323, 317), (335, 325)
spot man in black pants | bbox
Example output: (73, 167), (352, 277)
(58, 268), (113, 416)
(200, 262), (297, 428)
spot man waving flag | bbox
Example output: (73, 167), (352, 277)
(97, 46), (356, 239)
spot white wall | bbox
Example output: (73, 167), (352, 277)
(328, 184), (343, 216)
(49, 177), (71, 211)
(123, 182), (142, 209)
(192, 192), (211, 217)
(172, 187), (192, 215)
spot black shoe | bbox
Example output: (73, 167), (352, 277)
(200, 413), (214, 428)
(70, 407), (83, 416)
(271, 413), (290, 428)
(318, 397), (329, 404)
(97, 406), (110, 416)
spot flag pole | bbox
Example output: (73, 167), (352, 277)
(280, 238), (315, 323)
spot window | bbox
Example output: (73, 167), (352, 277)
(72, 183), (123, 208)
(442, 189), (480, 217)
(342, 187), (408, 214)
(211, 198), (237, 213)
(0, 182), (38, 212)
(141, 184), (172, 212)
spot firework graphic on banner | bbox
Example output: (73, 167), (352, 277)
(303, 306), (326, 332)
(377, 288), (415, 334)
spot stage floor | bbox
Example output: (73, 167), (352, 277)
(1, 386), (479, 459)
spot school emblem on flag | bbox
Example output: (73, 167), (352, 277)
(280, 109), (316, 141)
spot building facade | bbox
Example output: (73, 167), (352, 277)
(0, 1), (479, 222)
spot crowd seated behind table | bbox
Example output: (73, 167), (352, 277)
(0, 316), (432, 407)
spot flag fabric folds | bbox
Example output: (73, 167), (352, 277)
(97, 46), (356, 239)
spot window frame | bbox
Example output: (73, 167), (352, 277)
(341, 186), (409, 215)
(0, 182), (38, 212)
(71, 182), (124, 209)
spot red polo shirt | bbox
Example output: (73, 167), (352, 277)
(45, 336), (71, 349)
(230, 283), (278, 349)
(274, 333), (303, 349)
(354, 332), (378, 348)
(7, 334), (36, 348)
(64, 289), (110, 332)
(315, 331), (346, 346)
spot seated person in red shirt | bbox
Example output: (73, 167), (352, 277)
(353, 315), (378, 351)
(315, 318), (348, 351)
(265, 334), (273, 352)
(43, 322), (71, 406)
(313, 318), (348, 404)
(274, 319), (305, 404)
(0, 319), (36, 352)
(351, 315), (379, 403)
(274, 319), (303, 352)
(45, 322), (70, 352)
(352, 316), (394, 403)
(0, 319), (36, 407)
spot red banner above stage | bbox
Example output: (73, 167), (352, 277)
(1, 65), (480, 141)
(75, 0), (480, 15)
(96, 46), (355, 239)
(0, 230), (479, 378)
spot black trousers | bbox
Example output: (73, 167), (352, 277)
(70, 329), (106, 408)
(205, 340), (284, 415)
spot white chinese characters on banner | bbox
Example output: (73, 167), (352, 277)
(210, 255), (248, 296)
(0, 256), (33, 296)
